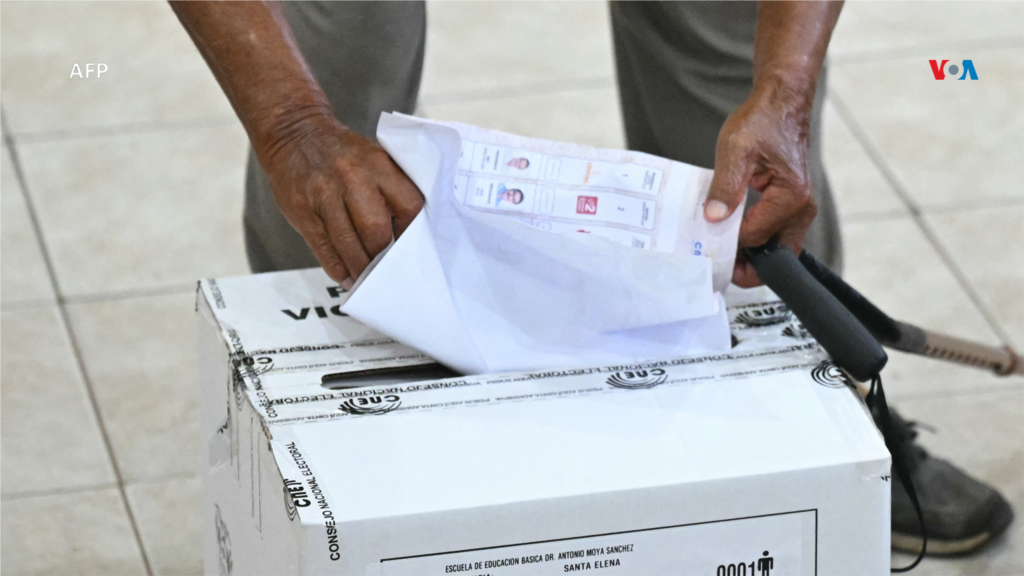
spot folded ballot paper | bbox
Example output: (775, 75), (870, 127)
(342, 113), (743, 374)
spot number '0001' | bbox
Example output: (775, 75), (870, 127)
(717, 562), (755, 576)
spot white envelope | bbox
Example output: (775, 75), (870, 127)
(342, 113), (743, 374)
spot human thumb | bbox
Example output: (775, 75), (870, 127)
(704, 135), (754, 223)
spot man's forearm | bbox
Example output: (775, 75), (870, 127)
(752, 1), (844, 106)
(704, 1), (844, 285)
(169, 1), (332, 159)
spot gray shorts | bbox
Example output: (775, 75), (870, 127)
(244, 1), (842, 275)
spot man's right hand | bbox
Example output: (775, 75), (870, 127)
(170, 1), (424, 287)
(259, 111), (424, 288)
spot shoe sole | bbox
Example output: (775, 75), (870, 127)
(892, 531), (991, 556)
(892, 501), (1015, 556)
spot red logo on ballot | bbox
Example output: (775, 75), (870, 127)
(576, 196), (598, 215)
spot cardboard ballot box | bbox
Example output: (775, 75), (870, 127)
(197, 268), (891, 576)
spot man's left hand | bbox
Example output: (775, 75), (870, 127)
(703, 82), (818, 287)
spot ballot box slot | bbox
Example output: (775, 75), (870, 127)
(320, 363), (459, 389)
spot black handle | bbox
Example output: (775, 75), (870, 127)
(745, 240), (887, 381)
(797, 250), (902, 345)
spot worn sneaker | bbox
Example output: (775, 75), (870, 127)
(879, 408), (1015, 556)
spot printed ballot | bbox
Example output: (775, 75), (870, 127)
(197, 269), (891, 576)
(341, 114), (744, 374)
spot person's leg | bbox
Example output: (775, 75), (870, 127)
(609, 1), (841, 272)
(610, 1), (1013, 556)
(243, 1), (426, 273)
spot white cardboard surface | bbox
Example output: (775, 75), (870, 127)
(199, 268), (434, 377)
(197, 269), (891, 576)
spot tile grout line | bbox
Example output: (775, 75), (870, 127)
(13, 114), (240, 145)
(0, 110), (156, 576)
(830, 34), (1024, 66)
(62, 282), (198, 305)
(1, 297), (60, 312)
(122, 470), (201, 488)
(840, 195), (1024, 227)
(9, 76), (617, 145)
(1, 482), (120, 502)
(419, 75), (616, 108)
(828, 92), (1015, 346)
(915, 195), (1024, 215)
(888, 380), (1023, 404)
(1, 284), (195, 313)
(0, 471), (201, 502)
(841, 209), (912, 226)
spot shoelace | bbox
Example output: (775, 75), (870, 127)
(867, 374), (928, 572)
(889, 416), (934, 475)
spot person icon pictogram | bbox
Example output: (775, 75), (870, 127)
(756, 550), (773, 576)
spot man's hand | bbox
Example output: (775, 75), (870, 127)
(170, 1), (423, 286)
(703, 0), (843, 288)
(261, 111), (423, 287)
(704, 82), (817, 287)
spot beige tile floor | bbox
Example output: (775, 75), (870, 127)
(1, 1), (1021, 574)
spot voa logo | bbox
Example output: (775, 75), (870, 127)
(338, 394), (402, 416)
(929, 59), (978, 80)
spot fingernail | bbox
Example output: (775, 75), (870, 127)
(341, 277), (355, 290)
(704, 200), (729, 221)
